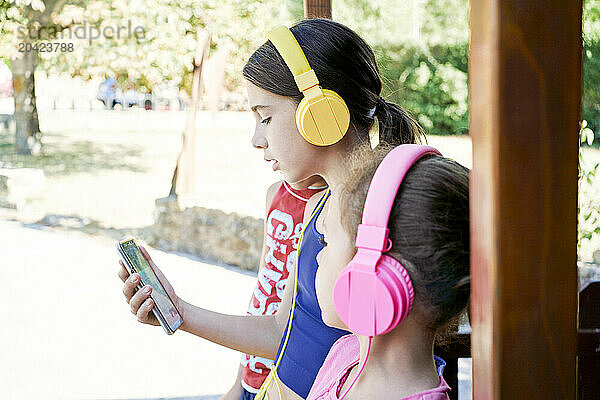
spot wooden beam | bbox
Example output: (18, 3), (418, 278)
(304, 0), (331, 19)
(469, 0), (582, 399)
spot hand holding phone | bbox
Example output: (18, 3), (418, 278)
(117, 238), (183, 334)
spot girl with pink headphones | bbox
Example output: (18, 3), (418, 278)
(310, 143), (470, 400)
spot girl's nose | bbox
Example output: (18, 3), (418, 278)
(251, 131), (268, 149)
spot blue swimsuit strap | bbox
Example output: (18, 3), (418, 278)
(273, 188), (330, 369)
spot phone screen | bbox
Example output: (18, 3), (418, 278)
(120, 240), (182, 330)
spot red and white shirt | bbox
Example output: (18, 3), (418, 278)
(241, 181), (326, 393)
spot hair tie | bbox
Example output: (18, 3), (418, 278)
(367, 106), (377, 119)
(367, 97), (385, 119)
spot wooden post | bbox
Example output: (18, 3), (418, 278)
(469, 1), (582, 399)
(304, 0), (331, 19)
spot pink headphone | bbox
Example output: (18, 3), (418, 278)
(333, 144), (442, 337)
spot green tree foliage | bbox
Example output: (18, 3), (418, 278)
(584, 0), (600, 140)
(285, 0), (304, 21)
(584, 40), (600, 140)
(2, 0), (291, 96)
(338, 0), (599, 137)
(39, 0), (290, 95)
(1, 0), (87, 59)
(585, 0), (600, 39)
(420, 0), (469, 44)
(2, 0), (599, 138)
(578, 121), (600, 250)
(375, 43), (468, 134)
(334, 0), (469, 135)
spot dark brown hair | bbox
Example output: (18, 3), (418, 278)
(339, 143), (470, 336)
(243, 19), (423, 147)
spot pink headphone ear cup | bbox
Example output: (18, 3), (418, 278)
(333, 255), (414, 337)
(376, 255), (414, 332)
(333, 262), (395, 336)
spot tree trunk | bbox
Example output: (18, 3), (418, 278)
(169, 30), (210, 202)
(13, 51), (41, 155)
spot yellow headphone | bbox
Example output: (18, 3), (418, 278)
(267, 25), (350, 146)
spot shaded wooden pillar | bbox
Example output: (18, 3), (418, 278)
(469, 0), (582, 399)
(304, 0), (331, 19)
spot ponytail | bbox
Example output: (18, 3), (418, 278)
(374, 98), (424, 146)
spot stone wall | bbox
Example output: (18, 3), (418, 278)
(148, 196), (600, 278)
(148, 196), (263, 271)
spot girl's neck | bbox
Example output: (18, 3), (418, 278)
(319, 130), (361, 192)
(288, 175), (328, 191)
(311, 134), (362, 233)
(342, 325), (440, 400)
(288, 145), (347, 192)
(320, 154), (348, 192)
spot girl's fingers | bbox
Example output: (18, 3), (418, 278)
(129, 285), (152, 315)
(137, 298), (154, 322)
(118, 247), (157, 326)
(118, 261), (129, 282)
(122, 273), (140, 302)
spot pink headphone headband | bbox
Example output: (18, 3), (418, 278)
(355, 145), (442, 259)
(361, 144), (441, 227)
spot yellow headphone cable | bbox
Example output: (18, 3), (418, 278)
(255, 189), (331, 400)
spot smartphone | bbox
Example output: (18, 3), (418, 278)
(116, 238), (183, 335)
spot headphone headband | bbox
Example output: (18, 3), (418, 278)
(267, 26), (312, 78)
(356, 145), (441, 253)
(268, 25), (322, 94)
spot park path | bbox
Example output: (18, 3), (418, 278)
(0, 219), (257, 400)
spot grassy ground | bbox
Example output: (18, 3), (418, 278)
(1, 108), (598, 261)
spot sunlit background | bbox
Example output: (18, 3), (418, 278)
(1, 1), (599, 399)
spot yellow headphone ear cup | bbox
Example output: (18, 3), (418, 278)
(296, 89), (350, 146)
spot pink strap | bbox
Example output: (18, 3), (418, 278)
(356, 145), (441, 252)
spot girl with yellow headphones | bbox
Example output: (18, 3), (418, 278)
(119, 19), (424, 400)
